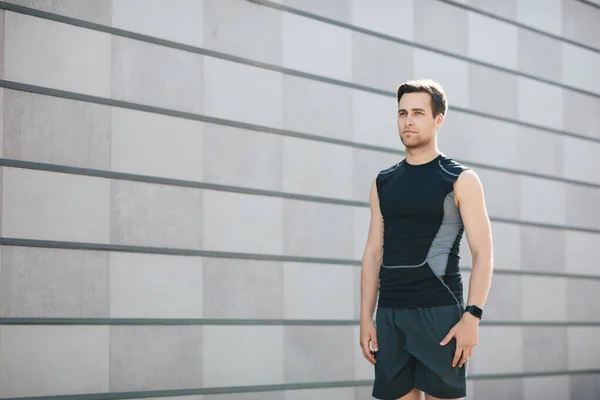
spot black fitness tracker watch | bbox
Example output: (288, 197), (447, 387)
(465, 305), (483, 319)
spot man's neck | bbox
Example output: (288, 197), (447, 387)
(405, 147), (441, 166)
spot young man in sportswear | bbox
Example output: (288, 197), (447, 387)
(359, 79), (494, 400)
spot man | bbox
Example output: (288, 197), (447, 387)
(359, 79), (494, 400)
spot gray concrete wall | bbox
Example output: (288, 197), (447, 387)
(1, 0), (599, 399)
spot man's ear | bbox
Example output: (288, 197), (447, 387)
(436, 112), (445, 129)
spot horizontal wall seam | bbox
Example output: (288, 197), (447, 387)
(1, 318), (599, 327)
(2, 160), (600, 235)
(4, 80), (600, 189)
(2, 1), (600, 141)
(2, 371), (600, 400)
(245, 0), (600, 90)
(3, 237), (600, 281)
(433, 0), (600, 53)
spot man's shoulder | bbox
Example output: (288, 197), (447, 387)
(438, 155), (469, 178)
(377, 161), (402, 177)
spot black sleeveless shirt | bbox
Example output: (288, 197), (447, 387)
(376, 153), (468, 308)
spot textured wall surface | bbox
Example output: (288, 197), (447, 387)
(1, 0), (599, 399)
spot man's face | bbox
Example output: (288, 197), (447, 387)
(397, 92), (443, 149)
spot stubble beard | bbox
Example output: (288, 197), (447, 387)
(400, 133), (432, 151)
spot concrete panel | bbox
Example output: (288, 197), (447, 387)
(2, 168), (110, 242)
(517, 77), (563, 130)
(7, 0), (112, 24)
(284, 200), (353, 259)
(285, 326), (354, 383)
(523, 327), (568, 372)
(567, 279), (600, 322)
(414, 0), (468, 56)
(0, 326), (109, 397)
(413, 49), (470, 108)
(203, 57), (282, 128)
(472, 378), (523, 400)
(284, 0), (352, 22)
(283, 76), (353, 141)
(490, 221), (522, 271)
(463, 114), (519, 169)
(471, 326), (524, 374)
(202, 124), (283, 191)
(562, 0), (600, 50)
(520, 226), (565, 273)
(0, 247), (108, 318)
(0, 88), (3, 155)
(519, 176), (566, 226)
(110, 326), (203, 391)
(516, 0), (562, 36)
(111, 180), (202, 249)
(562, 90), (600, 140)
(523, 376), (570, 400)
(111, 108), (204, 181)
(4, 11), (111, 97)
(353, 266), (361, 319)
(468, 12), (518, 70)
(204, 0), (282, 65)
(352, 31), (414, 92)
(565, 231), (600, 276)
(112, 0), (203, 47)
(354, 386), (374, 400)
(469, 65), (518, 120)
(112, 36), (203, 113)
(568, 327), (600, 370)
(352, 148), (401, 202)
(206, 394), (280, 400)
(202, 258), (283, 319)
(4, 90), (110, 169)
(351, 90), (399, 151)
(517, 126), (564, 177)
(353, 206), (370, 261)
(436, 111), (472, 163)
(474, 169), (520, 220)
(518, 28), (562, 82)
(562, 43), (600, 95)
(283, 12), (352, 81)
(351, 0), (414, 41)
(570, 373), (600, 400)
(203, 326), (284, 386)
(565, 184), (600, 230)
(0, 12), (3, 78)
(285, 388), (354, 400)
(282, 136), (353, 199)
(467, 0), (516, 19)
(203, 191), (283, 254)
(563, 136), (600, 185)
(118, 397), (203, 400)
(109, 252), (203, 318)
(521, 276), (567, 321)
(283, 262), (354, 320)
(484, 274), (522, 321)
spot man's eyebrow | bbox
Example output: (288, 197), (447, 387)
(398, 108), (427, 113)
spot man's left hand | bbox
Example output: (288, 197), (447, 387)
(440, 312), (479, 368)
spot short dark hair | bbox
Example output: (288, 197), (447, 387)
(396, 79), (448, 117)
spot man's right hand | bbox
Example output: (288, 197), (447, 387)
(359, 320), (379, 365)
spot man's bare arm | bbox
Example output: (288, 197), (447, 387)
(441, 169), (494, 368)
(361, 179), (384, 322)
(359, 178), (384, 365)
(456, 170), (494, 310)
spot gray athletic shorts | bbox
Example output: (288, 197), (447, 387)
(372, 304), (467, 399)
